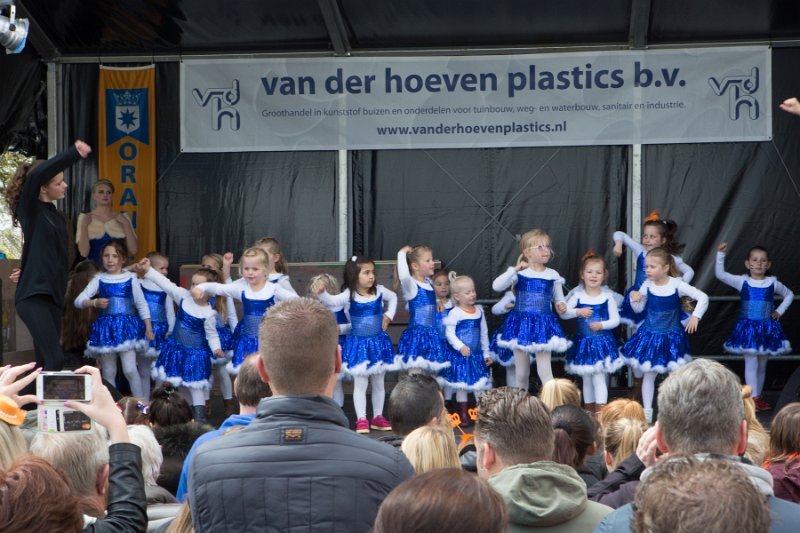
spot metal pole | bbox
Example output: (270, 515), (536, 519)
(337, 149), (349, 261)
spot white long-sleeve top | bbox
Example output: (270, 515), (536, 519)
(74, 271), (150, 321)
(630, 277), (709, 319)
(269, 272), (298, 296)
(715, 251), (794, 317)
(444, 305), (490, 357)
(319, 285), (398, 321)
(492, 266), (566, 305)
(318, 298), (352, 336)
(492, 291), (516, 316)
(613, 230), (694, 283)
(396, 249), (433, 301)
(140, 278), (176, 332)
(561, 287), (621, 330)
(197, 278), (298, 304)
(144, 269), (221, 352)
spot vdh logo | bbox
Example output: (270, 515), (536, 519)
(708, 67), (760, 121)
(192, 79), (241, 131)
(106, 89), (150, 146)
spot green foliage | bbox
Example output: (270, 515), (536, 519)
(0, 150), (32, 258)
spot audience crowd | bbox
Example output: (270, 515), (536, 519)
(2, 298), (800, 533)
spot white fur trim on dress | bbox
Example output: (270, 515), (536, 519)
(226, 361), (241, 376)
(85, 338), (149, 356)
(629, 355), (691, 375)
(496, 336), (572, 354)
(402, 355), (450, 372)
(723, 340), (792, 356)
(181, 379), (211, 390)
(439, 376), (492, 392)
(211, 351), (234, 366)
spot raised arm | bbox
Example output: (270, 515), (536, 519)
(19, 142), (88, 227)
(492, 266), (517, 292)
(76, 213), (91, 258)
(165, 294), (176, 332)
(396, 247), (419, 300)
(318, 288), (351, 308)
(714, 250), (744, 290)
(195, 280), (242, 300)
(612, 230), (644, 258)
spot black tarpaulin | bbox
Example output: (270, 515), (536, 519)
(0, 46), (44, 154)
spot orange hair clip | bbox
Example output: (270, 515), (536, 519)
(581, 249), (597, 262)
(644, 210), (661, 223)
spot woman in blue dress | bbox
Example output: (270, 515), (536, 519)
(76, 179), (138, 264)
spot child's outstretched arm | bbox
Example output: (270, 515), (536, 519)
(396, 247), (419, 300)
(140, 259), (191, 303)
(612, 231), (644, 258)
(492, 291), (516, 315)
(492, 266), (518, 292)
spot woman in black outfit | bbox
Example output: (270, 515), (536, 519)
(5, 140), (91, 370)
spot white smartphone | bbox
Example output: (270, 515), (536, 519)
(37, 405), (93, 432)
(36, 372), (92, 402)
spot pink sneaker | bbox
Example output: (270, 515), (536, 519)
(370, 415), (392, 431)
(355, 418), (370, 434)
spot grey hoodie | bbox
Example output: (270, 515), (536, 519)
(489, 460), (612, 532)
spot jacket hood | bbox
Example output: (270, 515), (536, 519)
(639, 453), (774, 497)
(489, 461), (588, 527)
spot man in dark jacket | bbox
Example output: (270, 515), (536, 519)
(188, 298), (414, 532)
(596, 359), (800, 533)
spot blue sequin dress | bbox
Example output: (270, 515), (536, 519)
(342, 295), (397, 376)
(335, 307), (349, 348)
(230, 292), (274, 374)
(152, 301), (213, 389)
(622, 289), (690, 373)
(619, 252), (647, 327)
(440, 309), (492, 392)
(398, 285), (449, 371)
(86, 278), (147, 356)
(497, 274), (571, 353)
(435, 301), (452, 357)
(565, 298), (623, 376)
(142, 287), (169, 359)
(724, 282), (791, 355)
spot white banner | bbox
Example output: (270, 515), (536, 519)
(180, 46), (771, 152)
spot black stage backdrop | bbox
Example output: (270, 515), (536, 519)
(54, 48), (800, 357)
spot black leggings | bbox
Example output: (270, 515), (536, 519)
(16, 294), (65, 371)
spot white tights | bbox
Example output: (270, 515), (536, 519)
(582, 373), (608, 405)
(210, 364), (233, 400)
(333, 380), (344, 407)
(455, 389), (483, 403)
(353, 373), (386, 420)
(515, 350), (554, 390)
(136, 354), (152, 400)
(744, 355), (768, 397)
(641, 372), (658, 410)
(100, 350), (142, 398)
(180, 386), (207, 407)
(504, 365), (517, 388)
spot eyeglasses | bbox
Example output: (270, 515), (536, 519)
(526, 245), (553, 252)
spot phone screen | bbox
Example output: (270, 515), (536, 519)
(42, 375), (86, 400)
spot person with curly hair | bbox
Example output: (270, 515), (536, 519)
(5, 140), (91, 370)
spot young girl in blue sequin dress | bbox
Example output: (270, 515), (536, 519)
(309, 273), (351, 408)
(612, 212), (694, 329)
(253, 237), (298, 295)
(715, 242), (794, 411)
(439, 273), (492, 427)
(396, 245), (449, 373)
(489, 291), (516, 387)
(562, 253), (623, 413)
(138, 251), (175, 400)
(193, 247), (297, 375)
(200, 252), (239, 414)
(75, 240), (153, 398)
(432, 269), (457, 405)
(492, 229), (570, 391)
(318, 256), (398, 434)
(623, 247), (709, 422)
(138, 258), (224, 423)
